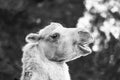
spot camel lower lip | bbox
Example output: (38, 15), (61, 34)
(78, 44), (91, 53)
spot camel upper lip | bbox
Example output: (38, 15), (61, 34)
(78, 43), (91, 53)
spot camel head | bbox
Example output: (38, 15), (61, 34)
(25, 22), (93, 62)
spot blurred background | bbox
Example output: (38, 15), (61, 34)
(0, 0), (120, 80)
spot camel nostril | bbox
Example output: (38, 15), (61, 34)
(78, 31), (93, 44)
(78, 31), (90, 38)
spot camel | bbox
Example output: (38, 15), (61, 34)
(20, 22), (93, 80)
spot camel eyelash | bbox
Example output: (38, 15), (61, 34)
(49, 33), (60, 41)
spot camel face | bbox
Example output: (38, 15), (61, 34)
(26, 22), (93, 62)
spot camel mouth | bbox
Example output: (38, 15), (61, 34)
(77, 43), (91, 54)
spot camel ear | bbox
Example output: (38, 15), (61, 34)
(25, 33), (40, 43)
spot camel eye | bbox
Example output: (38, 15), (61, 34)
(50, 33), (60, 41)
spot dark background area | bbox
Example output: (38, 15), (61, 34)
(0, 0), (120, 80)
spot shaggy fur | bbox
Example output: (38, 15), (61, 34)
(20, 22), (93, 80)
